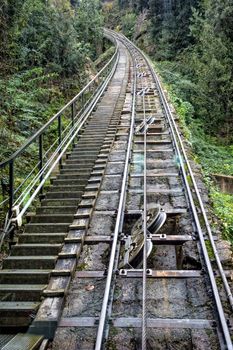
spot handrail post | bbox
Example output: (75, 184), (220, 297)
(9, 160), (14, 217)
(71, 102), (76, 146)
(39, 134), (43, 195)
(58, 114), (62, 167)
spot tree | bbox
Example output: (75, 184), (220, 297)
(190, 0), (233, 138)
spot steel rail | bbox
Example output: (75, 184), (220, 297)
(94, 43), (137, 350)
(129, 39), (233, 349)
(157, 77), (233, 350)
(108, 30), (232, 350)
(12, 48), (120, 227)
(103, 48), (134, 346)
(142, 91), (148, 350)
(152, 72), (233, 312)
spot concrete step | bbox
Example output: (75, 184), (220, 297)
(65, 160), (95, 165)
(77, 137), (104, 141)
(67, 156), (96, 162)
(71, 147), (102, 152)
(59, 169), (90, 175)
(3, 256), (57, 269)
(18, 233), (66, 244)
(25, 223), (69, 233)
(31, 214), (73, 223)
(37, 206), (76, 214)
(0, 301), (40, 328)
(52, 179), (86, 186)
(67, 155), (97, 161)
(0, 284), (46, 301)
(11, 244), (62, 256)
(79, 131), (106, 135)
(70, 150), (100, 155)
(76, 142), (103, 147)
(45, 191), (82, 199)
(49, 186), (85, 193)
(57, 173), (89, 180)
(84, 124), (110, 128)
(41, 198), (79, 207)
(61, 164), (93, 170)
(0, 270), (50, 284)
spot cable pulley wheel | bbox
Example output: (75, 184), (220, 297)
(118, 207), (167, 269)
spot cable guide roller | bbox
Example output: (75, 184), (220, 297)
(119, 207), (167, 269)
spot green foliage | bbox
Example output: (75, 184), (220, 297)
(211, 190), (233, 243)
(189, 1), (233, 138)
(102, 1), (121, 29)
(95, 46), (115, 69)
(121, 12), (137, 39)
(74, 0), (103, 59)
(1, 0), (103, 75)
(0, 68), (64, 161)
(0, 0), (105, 162)
(155, 61), (233, 242)
(113, 0), (233, 139)
(148, 0), (200, 59)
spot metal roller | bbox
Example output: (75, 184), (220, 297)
(118, 207), (167, 268)
(135, 116), (155, 134)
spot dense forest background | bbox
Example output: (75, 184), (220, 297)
(103, 0), (233, 141)
(0, 0), (105, 160)
(102, 0), (233, 240)
(0, 0), (232, 238)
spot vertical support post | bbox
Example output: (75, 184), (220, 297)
(71, 103), (75, 128)
(39, 134), (43, 195)
(9, 160), (14, 217)
(58, 114), (62, 167)
(71, 102), (75, 146)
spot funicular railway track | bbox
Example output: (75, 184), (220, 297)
(0, 31), (232, 350)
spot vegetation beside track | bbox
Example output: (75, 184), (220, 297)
(102, 0), (233, 245)
(0, 0), (106, 162)
(154, 63), (233, 243)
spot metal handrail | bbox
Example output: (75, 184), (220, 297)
(0, 37), (119, 236)
(0, 47), (117, 168)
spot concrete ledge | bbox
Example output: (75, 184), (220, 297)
(212, 174), (233, 194)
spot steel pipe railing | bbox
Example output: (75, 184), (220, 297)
(0, 38), (119, 247)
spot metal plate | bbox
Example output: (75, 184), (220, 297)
(2, 334), (43, 350)
(0, 335), (15, 349)
(59, 317), (215, 329)
(135, 116), (156, 134)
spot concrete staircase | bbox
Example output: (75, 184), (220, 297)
(0, 116), (109, 334)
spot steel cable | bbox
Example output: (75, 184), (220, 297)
(142, 92), (148, 349)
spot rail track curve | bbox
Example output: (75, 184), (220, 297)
(0, 31), (232, 350)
